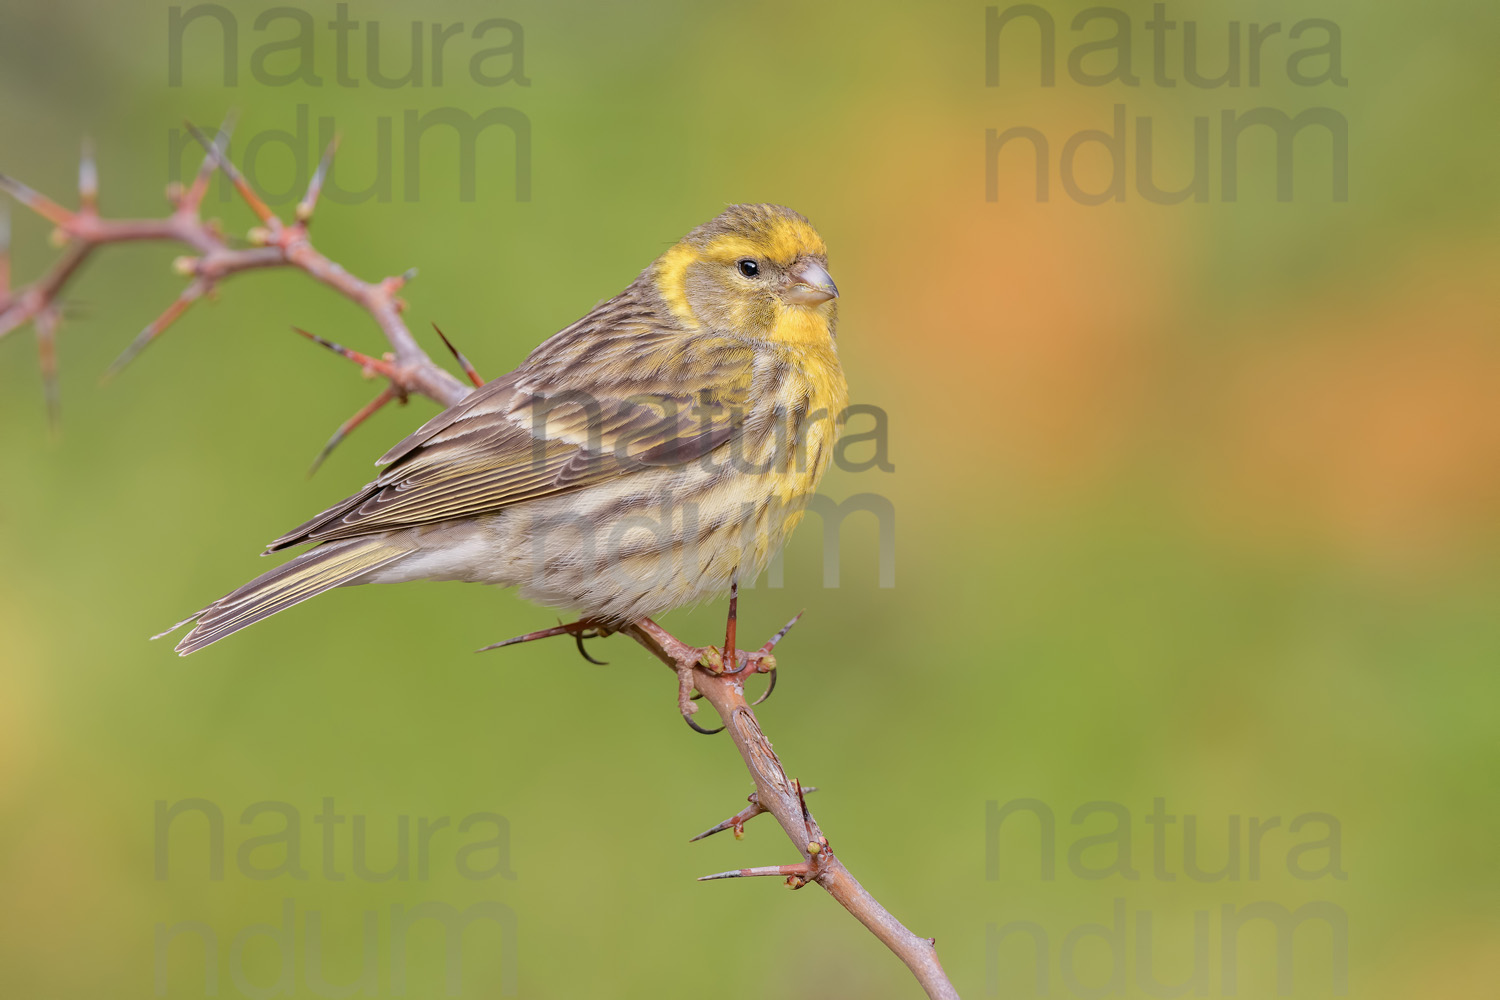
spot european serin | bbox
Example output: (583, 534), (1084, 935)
(165, 203), (846, 655)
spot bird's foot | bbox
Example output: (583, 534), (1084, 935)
(477, 577), (802, 736)
(629, 578), (801, 734)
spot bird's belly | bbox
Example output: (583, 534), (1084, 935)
(408, 463), (806, 622)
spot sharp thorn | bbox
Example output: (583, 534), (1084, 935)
(308, 386), (397, 476)
(689, 787), (816, 848)
(432, 323), (484, 387)
(697, 863), (811, 881)
(689, 795), (767, 842)
(307, 435), (344, 476)
(794, 779), (818, 838)
(78, 137), (98, 212)
(722, 568), (739, 673)
(477, 635), (535, 653)
(185, 119), (276, 226)
(476, 620), (598, 653)
(292, 325), (400, 380)
(104, 279), (208, 379)
(0, 199), (10, 295)
(758, 611), (804, 656)
(296, 134), (339, 224)
(183, 113), (238, 211)
(0, 171), (76, 228)
(688, 818), (741, 843)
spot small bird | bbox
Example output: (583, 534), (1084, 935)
(164, 203), (847, 658)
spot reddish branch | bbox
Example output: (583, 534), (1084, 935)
(0, 118), (467, 442)
(627, 623), (960, 998)
(0, 124), (960, 999)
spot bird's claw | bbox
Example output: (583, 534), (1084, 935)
(678, 663), (724, 735)
(573, 627), (609, 665)
(482, 581), (800, 734)
(749, 666), (778, 706)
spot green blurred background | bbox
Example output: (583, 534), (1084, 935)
(1, 1), (1496, 996)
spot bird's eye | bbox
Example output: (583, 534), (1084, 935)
(737, 259), (760, 278)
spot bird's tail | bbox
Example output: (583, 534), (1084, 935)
(158, 538), (416, 656)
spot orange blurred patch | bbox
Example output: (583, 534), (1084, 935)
(1370, 917), (1500, 1000)
(1189, 246), (1500, 572)
(0, 798), (134, 990)
(0, 584), (46, 807)
(842, 100), (1185, 491)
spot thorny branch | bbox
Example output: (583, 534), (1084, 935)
(0, 125), (960, 999)
(620, 623), (958, 999)
(0, 116), (467, 444)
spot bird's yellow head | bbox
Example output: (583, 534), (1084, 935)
(652, 204), (838, 347)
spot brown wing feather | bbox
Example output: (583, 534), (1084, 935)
(268, 281), (756, 552)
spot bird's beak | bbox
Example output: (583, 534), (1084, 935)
(785, 259), (839, 305)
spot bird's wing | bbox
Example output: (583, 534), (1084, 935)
(268, 312), (757, 551)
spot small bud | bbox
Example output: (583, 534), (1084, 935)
(246, 226), (271, 246)
(48, 227), (70, 248)
(165, 180), (184, 205)
(807, 841), (821, 855)
(294, 200), (313, 223)
(733, 828), (744, 841)
(171, 256), (198, 276)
